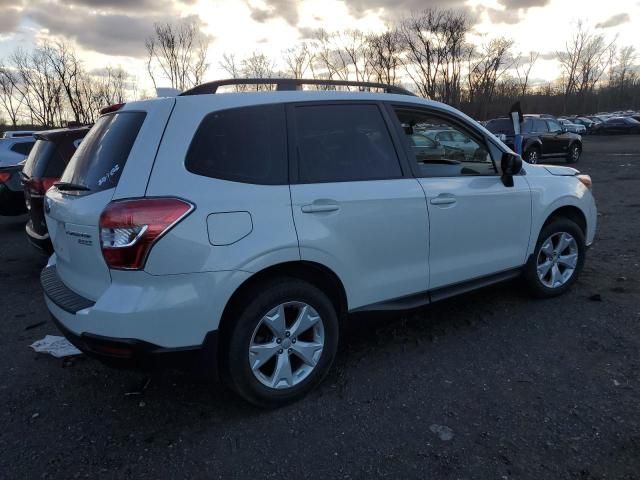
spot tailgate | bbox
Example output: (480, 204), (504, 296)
(44, 99), (175, 301)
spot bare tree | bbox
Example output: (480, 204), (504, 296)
(9, 48), (62, 127)
(515, 51), (539, 97)
(0, 65), (24, 127)
(399, 8), (470, 104)
(367, 29), (404, 86)
(557, 22), (615, 112)
(466, 37), (515, 118)
(146, 20), (209, 91)
(283, 43), (314, 79)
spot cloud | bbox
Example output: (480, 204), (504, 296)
(248, 0), (299, 25)
(0, 6), (21, 33)
(596, 13), (630, 29)
(23, 1), (206, 58)
(496, 0), (550, 8)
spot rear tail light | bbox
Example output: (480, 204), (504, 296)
(99, 198), (194, 270)
(28, 177), (58, 195)
(0, 172), (10, 183)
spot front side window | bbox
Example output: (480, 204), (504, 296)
(293, 104), (402, 183)
(535, 119), (549, 133)
(393, 108), (496, 177)
(186, 104), (287, 185)
(547, 120), (562, 133)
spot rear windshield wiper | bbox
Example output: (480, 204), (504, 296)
(54, 182), (91, 192)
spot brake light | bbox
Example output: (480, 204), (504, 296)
(99, 103), (125, 115)
(28, 177), (58, 195)
(99, 198), (194, 270)
(0, 172), (10, 183)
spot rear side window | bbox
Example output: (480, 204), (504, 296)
(10, 141), (35, 156)
(60, 112), (146, 192)
(185, 104), (287, 185)
(294, 104), (401, 183)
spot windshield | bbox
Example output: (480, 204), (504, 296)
(60, 112), (145, 193)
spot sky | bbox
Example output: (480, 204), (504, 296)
(0, 0), (638, 93)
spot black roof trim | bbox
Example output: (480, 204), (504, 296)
(34, 126), (92, 142)
(179, 78), (416, 97)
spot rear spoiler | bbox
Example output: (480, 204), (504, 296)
(156, 88), (182, 98)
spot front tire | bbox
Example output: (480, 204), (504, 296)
(223, 278), (339, 408)
(566, 143), (581, 164)
(523, 219), (585, 298)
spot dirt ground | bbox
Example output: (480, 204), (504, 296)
(0, 135), (639, 479)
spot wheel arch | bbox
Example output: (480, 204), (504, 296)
(542, 205), (587, 237)
(216, 260), (348, 352)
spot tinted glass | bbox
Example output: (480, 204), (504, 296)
(294, 104), (401, 183)
(485, 119), (514, 134)
(394, 108), (496, 178)
(186, 104), (287, 185)
(61, 112), (146, 192)
(10, 141), (35, 156)
(547, 120), (562, 132)
(411, 134), (436, 148)
(22, 140), (60, 178)
(535, 119), (549, 132)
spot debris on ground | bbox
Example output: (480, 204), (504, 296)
(125, 378), (152, 397)
(30, 335), (82, 358)
(429, 424), (454, 441)
(589, 294), (603, 302)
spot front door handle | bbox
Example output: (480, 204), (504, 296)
(301, 203), (340, 213)
(430, 195), (457, 206)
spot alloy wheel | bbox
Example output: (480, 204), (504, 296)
(527, 149), (539, 164)
(536, 232), (579, 288)
(571, 145), (580, 162)
(248, 302), (325, 389)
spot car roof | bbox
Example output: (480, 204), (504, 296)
(34, 126), (91, 142)
(127, 90), (460, 116)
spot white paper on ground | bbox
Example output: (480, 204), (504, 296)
(30, 335), (82, 358)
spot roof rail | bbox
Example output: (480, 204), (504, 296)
(179, 78), (416, 97)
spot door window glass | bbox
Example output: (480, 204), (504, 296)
(393, 108), (496, 177)
(294, 104), (402, 183)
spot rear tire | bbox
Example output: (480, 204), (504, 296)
(523, 218), (585, 298)
(524, 146), (540, 164)
(222, 278), (339, 408)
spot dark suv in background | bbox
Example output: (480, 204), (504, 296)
(485, 115), (582, 164)
(21, 127), (89, 252)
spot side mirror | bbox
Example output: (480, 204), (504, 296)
(500, 152), (522, 187)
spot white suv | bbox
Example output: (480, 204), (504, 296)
(41, 79), (597, 407)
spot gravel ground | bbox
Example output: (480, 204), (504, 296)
(0, 135), (639, 479)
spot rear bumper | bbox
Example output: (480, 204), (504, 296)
(40, 261), (250, 370)
(49, 311), (217, 371)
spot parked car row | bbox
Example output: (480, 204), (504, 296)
(0, 127), (89, 247)
(27, 78), (597, 407)
(562, 111), (640, 135)
(484, 115), (583, 164)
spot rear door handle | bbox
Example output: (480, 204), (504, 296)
(301, 202), (340, 213)
(430, 195), (457, 206)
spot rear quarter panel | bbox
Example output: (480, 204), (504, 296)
(143, 96), (300, 276)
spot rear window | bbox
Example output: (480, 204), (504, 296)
(485, 119), (514, 134)
(185, 104), (287, 185)
(60, 112), (146, 192)
(10, 141), (35, 156)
